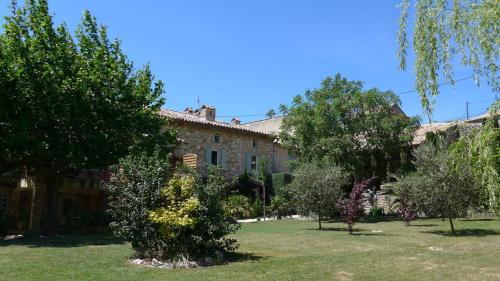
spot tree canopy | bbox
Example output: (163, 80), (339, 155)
(279, 74), (419, 180)
(398, 0), (499, 116)
(0, 0), (175, 235)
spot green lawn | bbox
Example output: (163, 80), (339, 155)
(1, 218), (500, 281)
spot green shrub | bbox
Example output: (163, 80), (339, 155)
(108, 158), (240, 260)
(272, 173), (292, 195)
(106, 152), (172, 259)
(269, 195), (292, 219)
(224, 195), (254, 219)
(252, 199), (263, 218)
(369, 206), (384, 217)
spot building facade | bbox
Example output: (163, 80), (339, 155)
(160, 105), (290, 177)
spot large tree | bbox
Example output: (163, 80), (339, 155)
(398, 0), (499, 115)
(279, 74), (419, 180)
(0, 0), (175, 235)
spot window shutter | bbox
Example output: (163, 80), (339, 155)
(245, 153), (251, 172)
(205, 145), (212, 165)
(221, 149), (227, 169)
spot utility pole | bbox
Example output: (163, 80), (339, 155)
(466, 101), (469, 119)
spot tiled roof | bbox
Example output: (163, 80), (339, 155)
(159, 109), (271, 136)
(412, 122), (454, 145)
(242, 116), (284, 135)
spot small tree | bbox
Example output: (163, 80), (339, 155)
(338, 177), (377, 234)
(399, 140), (482, 234)
(289, 163), (349, 230)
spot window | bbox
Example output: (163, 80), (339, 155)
(211, 150), (218, 166)
(252, 139), (256, 148)
(214, 134), (220, 144)
(251, 155), (257, 171)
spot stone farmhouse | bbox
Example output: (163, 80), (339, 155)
(160, 105), (290, 177)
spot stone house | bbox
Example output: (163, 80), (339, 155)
(160, 105), (290, 177)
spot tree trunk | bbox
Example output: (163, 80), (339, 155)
(27, 172), (46, 237)
(43, 174), (61, 236)
(448, 217), (456, 235)
(318, 214), (322, 230)
(27, 168), (61, 237)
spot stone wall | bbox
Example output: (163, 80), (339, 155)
(173, 124), (288, 176)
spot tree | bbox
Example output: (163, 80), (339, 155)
(266, 109), (276, 119)
(398, 140), (482, 234)
(223, 195), (254, 220)
(0, 0), (175, 235)
(448, 103), (500, 214)
(279, 74), (419, 181)
(338, 177), (377, 234)
(288, 162), (349, 230)
(398, 0), (499, 115)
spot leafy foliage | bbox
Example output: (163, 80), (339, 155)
(223, 195), (254, 220)
(149, 174), (200, 238)
(279, 74), (419, 181)
(398, 0), (499, 115)
(449, 106), (500, 213)
(397, 140), (482, 233)
(108, 163), (239, 260)
(338, 177), (377, 234)
(106, 152), (172, 259)
(288, 162), (349, 230)
(0, 0), (175, 235)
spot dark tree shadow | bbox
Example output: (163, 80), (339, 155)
(410, 223), (438, 227)
(361, 216), (402, 224)
(423, 228), (500, 237)
(225, 252), (266, 263)
(0, 233), (124, 248)
(306, 227), (391, 236)
(462, 218), (499, 222)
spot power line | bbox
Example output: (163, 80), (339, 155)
(396, 76), (474, 96)
(218, 75), (493, 118)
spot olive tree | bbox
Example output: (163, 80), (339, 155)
(288, 163), (349, 230)
(398, 140), (482, 234)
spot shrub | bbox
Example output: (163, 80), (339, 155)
(369, 206), (384, 217)
(106, 152), (172, 259)
(269, 195), (291, 219)
(338, 177), (377, 234)
(252, 198), (263, 218)
(289, 163), (349, 230)
(223, 195), (254, 219)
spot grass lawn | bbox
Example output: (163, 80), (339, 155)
(1, 218), (500, 281)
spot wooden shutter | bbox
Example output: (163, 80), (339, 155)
(221, 149), (227, 169)
(205, 145), (212, 165)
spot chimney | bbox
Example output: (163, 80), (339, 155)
(184, 107), (194, 114)
(231, 118), (241, 125)
(197, 104), (216, 121)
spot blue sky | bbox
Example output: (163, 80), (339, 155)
(1, 0), (497, 123)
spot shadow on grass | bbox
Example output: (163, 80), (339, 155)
(410, 223), (438, 227)
(462, 218), (499, 222)
(361, 216), (402, 224)
(306, 227), (391, 236)
(424, 228), (500, 237)
(0, 233), (124, 248)
(225, 252), (266, 263)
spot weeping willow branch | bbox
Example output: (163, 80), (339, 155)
(398, 0), (499, 117)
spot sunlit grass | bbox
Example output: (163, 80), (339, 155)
(1, 218), (499, 280)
